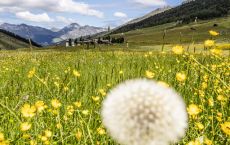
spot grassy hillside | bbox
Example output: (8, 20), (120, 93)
(0, 30), (41, 50)
(112, 0), (230, 34)
(112, 16), (230, 46)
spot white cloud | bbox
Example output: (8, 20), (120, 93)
(0, 0), (104, 18)
(114, 12), (127, 18)
(133, 0), (167, 6)
(56, 0), (104, 18)
(56, 16), (75, 24)
(0, 7), (25, 13)
(16, 11), (54, 22)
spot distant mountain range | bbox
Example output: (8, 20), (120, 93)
(0, 23), (106, 45)
(57, 23), (106, 40)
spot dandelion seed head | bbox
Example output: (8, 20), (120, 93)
(102, 79), (188, 145)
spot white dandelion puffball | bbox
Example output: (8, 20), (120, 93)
(102, 79), (188, 145)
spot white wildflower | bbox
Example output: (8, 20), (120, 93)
(102, 79), (188, 145)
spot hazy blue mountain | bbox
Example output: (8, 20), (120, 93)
(57, 23), (80, 35)
(58, 25), (106, 40)
(0, 23), (106, 45)
(0, 23), (56, 46)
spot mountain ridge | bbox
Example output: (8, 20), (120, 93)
(0, 23), (106, 45)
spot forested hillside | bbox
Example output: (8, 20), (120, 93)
(0, 29), (41, 50)
(112, 0), (230, 34)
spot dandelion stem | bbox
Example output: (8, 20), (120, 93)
(191, 57), (229, 88)
(57, 114), (64, 144)
(86, 113), (94, 145)
(34, 75), (53, 95)
(0, 102), (21, 123)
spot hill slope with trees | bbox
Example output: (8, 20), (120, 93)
(112, 0), (230, 34)
(0, 29), (41, 50)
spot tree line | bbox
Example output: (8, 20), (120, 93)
(74, 35), (125, 44)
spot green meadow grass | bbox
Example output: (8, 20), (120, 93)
(112, 16), (230, 46)
(0, 48), (229, 144)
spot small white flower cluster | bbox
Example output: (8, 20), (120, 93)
(102, 79), (188, 145)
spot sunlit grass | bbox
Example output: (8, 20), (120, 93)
(0, 48), (229, 145)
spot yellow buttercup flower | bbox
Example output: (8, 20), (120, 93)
(75, 131), (82, 140)
(176, 72), (186, 82)
(44, 130), (52, 138)
(172, 45), (184, 54)
(145, 70), (155, 79)
(40, 136), (48, 142)
(204, 138), (212, 145)
(204, 40), (215, 47)
(56, 123), (62, 129)
(99, 89), (106, 96)
(82, 110), (89, 116)
(220, 122), (230, 136)
(54, 81), (60, 88)
(187, 140), (201, 145)
(28, 67), (36, 78)
(35, 101), (46, 113)
(20, 122), (32, 131)
(0, 132), (5, 141)
(21, 104), (36, 118)
(119, 70), (124, 75)
(22, 134), (31, 139)
(67, 105), (74, 115)
(0, 140), (9, 145)
(92, 96), (100, 102)
(74, 101), (82, 108)
(201, 82), (208, 89)
(30, 140), (37, 145)
(210, 48), (222, 56)
(63, 86), (69, 92)
(51, 109), (59, 115)
(73, 70), (81, 77)
(209, 30), (219, 36)
(157, 81), (170, 88)
(208, 98), (214, 107)
(217, 95), (226, 101)
(187, 104), (202, 116)
(196, 122), (204, 130)
(51, 99), (61, 109)
(63, 115), (68, 121)
(97, 127), (106, 135)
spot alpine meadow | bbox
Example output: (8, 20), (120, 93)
(0, 0), (229, 145)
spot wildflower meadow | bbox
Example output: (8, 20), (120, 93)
(0, 31), (229, 145)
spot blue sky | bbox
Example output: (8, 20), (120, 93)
(0, 0), (182, 29)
